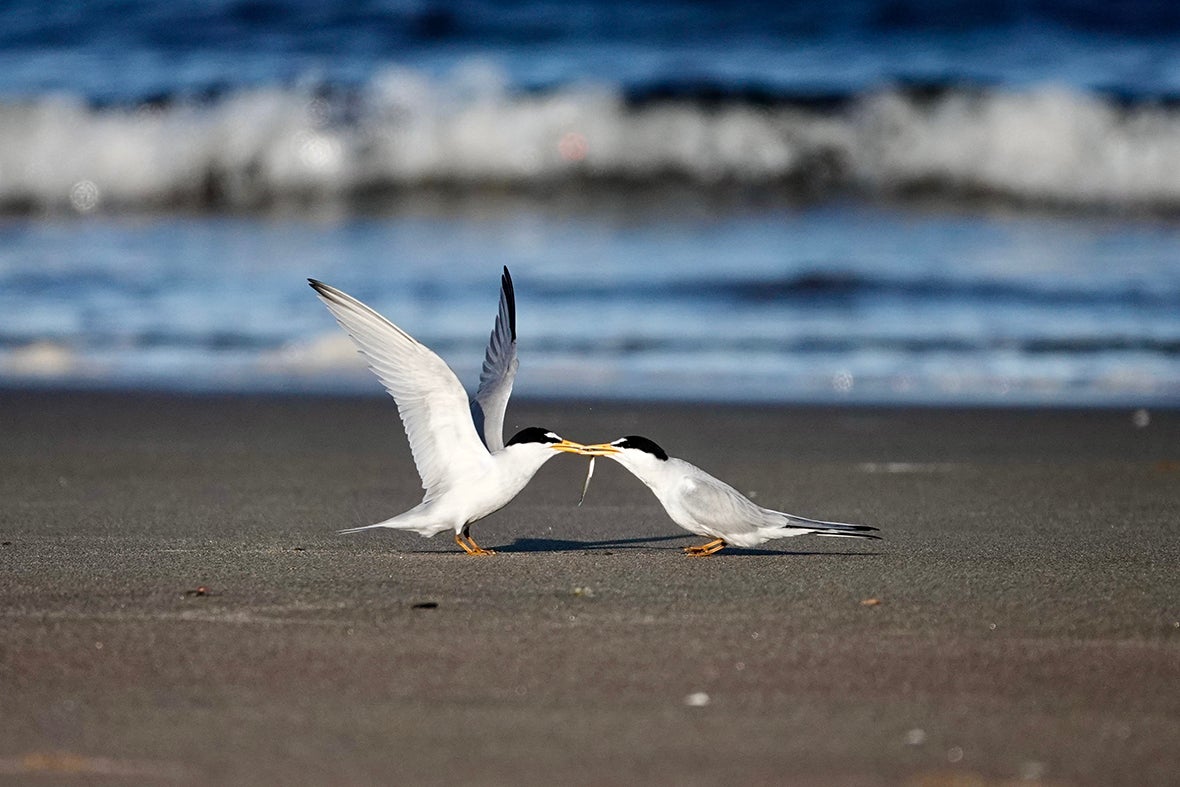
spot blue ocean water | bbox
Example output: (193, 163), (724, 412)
(1, 0), (1179, 404)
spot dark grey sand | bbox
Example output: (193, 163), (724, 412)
(1, 390), (1178, 785)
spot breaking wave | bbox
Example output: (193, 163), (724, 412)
(6, 70), (1180, 213)
(529, 271), (1180, 308)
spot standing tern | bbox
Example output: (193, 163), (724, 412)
(308, 268), (584, 555)
(578, 436), (880, 555)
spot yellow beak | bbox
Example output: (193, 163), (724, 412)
(573, 442), (622, 456)
(550, 439), (590, 454)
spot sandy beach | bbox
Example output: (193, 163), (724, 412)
(1, 389), (1178, 785)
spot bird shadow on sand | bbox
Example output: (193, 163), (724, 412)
(494, 535), (881, 556)
(706, 547), (882, 557)
(494, 534), (687, 553)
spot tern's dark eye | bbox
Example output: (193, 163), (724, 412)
(507, 426), (561, 446)
(615, 435), (668, 460)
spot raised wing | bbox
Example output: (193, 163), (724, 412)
(309, 280), (490, 501)
(470, 266), (519, 452)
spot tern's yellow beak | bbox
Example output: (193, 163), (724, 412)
(574, 442), (622, 456)
(550, 439), (589, 454)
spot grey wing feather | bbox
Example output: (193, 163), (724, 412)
(676, 468), (777, 537)
(779, 511), (874, 530)
(308, 279), (490, 502)
(676, 464), (878, 538)
(471, 266), (519, 453)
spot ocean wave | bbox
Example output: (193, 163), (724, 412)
(9, 327), (1177, 361)
(5, 71), (1180, 212)
(529, 271), (1180, 308)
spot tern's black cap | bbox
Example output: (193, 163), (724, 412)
(507, 427), (563, 446)
(613, 435), (668, 460)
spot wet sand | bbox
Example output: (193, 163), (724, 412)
(1, 390), (1178, 785)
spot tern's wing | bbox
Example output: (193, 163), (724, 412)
(309, 280), (490, 501)
(470, 266), (519, 453)
(678, 463), (878, 538)
(674, 464), (770, 537)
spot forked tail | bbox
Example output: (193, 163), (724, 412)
(781, 513), (882, 540)
(337, 503), (439, 536)
(338, 522), (393, 535)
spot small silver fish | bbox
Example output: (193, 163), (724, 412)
(577, 456), (596, 506)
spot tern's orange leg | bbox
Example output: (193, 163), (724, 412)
(684, 538), (726, 556)
(464, 532), (495, 556)
(454, 532), (495, 556)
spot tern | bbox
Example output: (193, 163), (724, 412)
(309, 268), (584, 555)
(578, 436), (880, 555)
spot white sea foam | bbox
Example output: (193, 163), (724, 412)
(1, 341), (77, 376)
(261, 333), (369, 374)
(852, 87), (1180, 206)
(3, 69), (1180, 211)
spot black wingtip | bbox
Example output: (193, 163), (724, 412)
(308, 278), (325, 292)
(501, 267), (517, 342)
